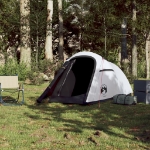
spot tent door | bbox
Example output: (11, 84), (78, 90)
(36, 61), (71, 103)
(57, 59), (76, 96)
(51, 59), (76, 97)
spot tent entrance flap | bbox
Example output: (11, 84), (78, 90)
(51, 57), (95, 99)
(36, 61), (71, 103)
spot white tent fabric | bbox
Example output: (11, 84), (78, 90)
(68, 51), (133, 103)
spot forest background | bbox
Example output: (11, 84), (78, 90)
(0, 0), (150, 84)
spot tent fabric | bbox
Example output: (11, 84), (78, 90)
(37, 51), (133, 104)
(36, 61), (71, 102)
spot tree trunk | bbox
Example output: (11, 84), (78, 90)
(132, 0), (137, 77)
(20, 0), (31, 68)
(58, 0), (64, 61)
(104, 17), (107, 57)
(45, 0), (53, 61)
(36, 26), (39, 66)
(121, 18), (129, 72)
(121, 18), (127, 61)
(146, 32), (150, 79)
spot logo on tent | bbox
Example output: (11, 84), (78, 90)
(101, 84), (107, 97)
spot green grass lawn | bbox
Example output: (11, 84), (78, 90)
(0, 82), (150, 150)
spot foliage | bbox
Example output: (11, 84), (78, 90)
(0, 0), (20, 53)
(1, 0), (150, 78)
(26, 59), (56, 85)
(27, 71), (44, 85)
(0, 59), (57, 85)
(0, 59), (28, 81)
(0, 58), (56, 85)
(127, 74), (138, 84)
(0, 83), (150, 149)
(53, 60), (64, 76)
(38, 59), (55, 74)
(30, 0), (47, 61)
(98, 48), (120, 65)
(137, 59), (146, 78)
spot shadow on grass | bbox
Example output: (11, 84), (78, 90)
(25, 96), (150, 145)
(0, 96), (23, 106)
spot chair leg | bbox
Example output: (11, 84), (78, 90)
(0, 83), (3, 103)
(20, 84), (24, 104)
(21, 90), (25, 104)
(0, 95), (2, 103)
(17, 90), (20, 102)
(0, 82), (25, 105)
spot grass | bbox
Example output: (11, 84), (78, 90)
(0, 82), (150, 150)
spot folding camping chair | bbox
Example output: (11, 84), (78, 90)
(0, 76), (24, 105)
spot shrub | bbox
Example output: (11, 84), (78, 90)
(137, 60), (146, 78)
(26, 59), (57, 85)
(38, 59), (55, 75)
(27, 71), (43, 85)
(0, 58), (29, 81)
(107, 50), (119, 65)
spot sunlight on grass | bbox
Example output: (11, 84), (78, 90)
(0, 83), (150, 149)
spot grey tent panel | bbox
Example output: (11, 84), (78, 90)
(59, 70), (75, 96)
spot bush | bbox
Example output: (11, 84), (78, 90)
(0, 58), (29, 81)
(27, 71), (44, 85)
(38, 59), (55, 75)
(107, 50), (119, 65)
(26, 59), (56, 85)
(137, 60), (146, 78)
(0, 59), (57, 84)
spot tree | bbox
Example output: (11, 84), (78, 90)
(81, 0), (123, 57)
(136, 0), (150, 78)
(131, 0), (137, 77)
(121, 18), (129, 71)
(0, 0), (20, 64)
(58, 0), (64, 61)
(20, 0), (31, 67)
(2, 0), (150, 80)
(145, 32), (150, 78)
(63, 1), (81, 55)
(30, 0), (47, 65)
(45, 0), (53, 61)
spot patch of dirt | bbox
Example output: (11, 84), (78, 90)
(129, 127), (141, 132)
(79, 140), (85, 146)
(64, 133), (72, 139)
(135, 130), (150, 142)
(88, 136), (99, 145)
(30, 128), (48, 138)
(93, 130), (109, 139)
(94, 130), (101, 136)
